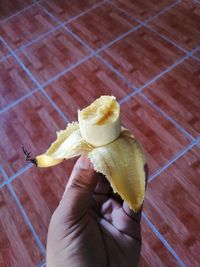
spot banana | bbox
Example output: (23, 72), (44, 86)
(78, 96), (121, 146)
(24, 96), (146, 212)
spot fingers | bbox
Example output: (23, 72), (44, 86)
(101, 198), (141, 241)
(56, 155), (99, 223)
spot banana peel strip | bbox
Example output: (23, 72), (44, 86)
(35, 122), (146, 212)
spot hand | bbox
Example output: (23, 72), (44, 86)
(46, 155), (146, 267)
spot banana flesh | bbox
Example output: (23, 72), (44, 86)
(78, 96), (121, 146)
(32, 96), (146, 212)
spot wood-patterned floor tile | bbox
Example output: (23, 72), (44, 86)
(0, 0), (33, 20)
(193, 49), (200, 59)
(0, 91), (66, 178)
(0, 5), (58, 51)
(0, 57), (36, 110)
(120, 95), (190, 175)
(139, 218), (180, 267)
(144, 146), (200, 266)
(100, 27), (185, 88)
(112, 0), (176, 22)
(45, 57), (134, 121)
(12, 159), (76, 246)
(150, 0), (200, 51)
(0, 186), (43, 266)
(19, 28), (90, 84)
(68, 3), (138, 50)
(0, 172), (4, 185)
(40, 0), (102, 22)
(0, 40), (9, 60)
(143, 58), (200, 138)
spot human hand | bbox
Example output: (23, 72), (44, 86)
(46, 155), (147, 267)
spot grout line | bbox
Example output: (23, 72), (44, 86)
(0, 2), (36, 24)
(42, 53), (94, 87)
(0, 166), (46, 257)
(0, 88), (39, 114)
(145, 25), (188, 54)
(65, 0), (109, 25)
(140, 93), (195, 141)
(38, 260), (46, 267)
(142, 212), (186, 267)
(41, 90), (69, 123)
(0, 53), (11, 63)
(110, 0), (189, 55)
(96, 54), (137, 90)
(144, 0), (181, 24)
(95, 24), (142, 54)
(120, 53), (188, 101)
(99, 51), (196, 141)
(16, 22), (66, 53)
(191, 54), (200, 63)
(148, 139), (197, 183)
(0, 37), (69, 123)
(8, 183), (46, 257)
(0, 0), (107, 64)
(1, 0), (195, 143)
(0, 4), (197, 143)
(0, 163), (33, 189)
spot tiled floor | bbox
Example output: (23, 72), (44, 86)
(0, 0), (199, 266)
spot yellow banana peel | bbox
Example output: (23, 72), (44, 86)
(23, 96), (146, 212)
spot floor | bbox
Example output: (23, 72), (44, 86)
(0, 0), (199, 266)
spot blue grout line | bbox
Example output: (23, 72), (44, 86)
(1, 0), (197, 144)
(42, 53), (94, 87)
(0, 166), (46, 257)
(191, 54), (200, 63)
(7, 183), (46, 257)
(65, 0), (109, 24)
(41, 90), (69, 123)
(145, 25), (188, 54)
(140, 93), (195, 141)
(148, 139), (197, 183)
(0, 53), (11, 63)
(16, 22), (66, 53)
(0, 88), (39, 114)
(0, 2), (36, 24)
(2, 163), (33, 186)
(0, 1), (197, 148)
(0, 0), (107, 64)
(142, 212), (186, 267)
(96, 54), (138, 90)
(0, 37), (69, 123)
(38, 259), (46, 267)
(110, 0), (189, 55)
(0, 3), (198, 265)
(144, 0), (181, 24)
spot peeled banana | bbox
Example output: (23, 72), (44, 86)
(24, 96), (146, 212)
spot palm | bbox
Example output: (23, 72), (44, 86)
(47, 171), (143, 267)
(59, 179), (141, 267)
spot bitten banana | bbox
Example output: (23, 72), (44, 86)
(25, 96), (146, 212)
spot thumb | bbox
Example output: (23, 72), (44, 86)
(56, 155), (98, 222)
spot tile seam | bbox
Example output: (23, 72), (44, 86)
(142, 212), (186, 267)
(0, 0), (108, 63)
(0, 4), (194, 153)
(0, 37), (69, 123)
(0, 2), (37, 24)
(110, 0), (190, 54)
(148, 139), (197, 183)
(0, 166), (46, 257)
(140, 93), (195, 141)
(35, 0), (196, 143)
